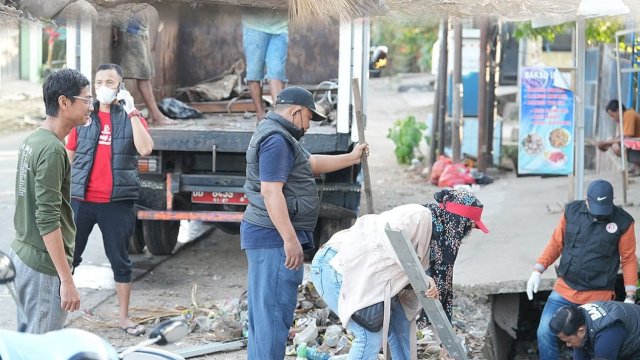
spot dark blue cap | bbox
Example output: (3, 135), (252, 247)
(275, 86), (326, 122)
(587, 179), (614, 216)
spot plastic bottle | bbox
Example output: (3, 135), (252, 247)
(329, 355), (348, 360)
(306, 346), (331, 360)
(296, 344), (308, 360)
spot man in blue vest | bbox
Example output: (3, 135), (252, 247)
(550, 302), (640, 359)
(526, 179), (638, 359)
(65, 63), (154, 336)
(241, 86), (368, 359)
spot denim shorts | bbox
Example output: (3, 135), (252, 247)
(242, 26), (288, 82)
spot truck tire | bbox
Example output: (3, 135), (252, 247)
(128, 219), (145, 254)
(305, 217), (354, 261)
(142, 220), (180, 256)
(215, 222), (240, 234)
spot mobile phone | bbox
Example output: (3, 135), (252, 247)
(118, 83), (126, 105)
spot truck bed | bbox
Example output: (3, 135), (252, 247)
(149, 113), (349, 154)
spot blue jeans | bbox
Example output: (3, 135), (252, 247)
(242, 26), (288, 82)
(311, 246), (412, 360)
(537, 291), (575, 360)
(245, 247), (303, 360)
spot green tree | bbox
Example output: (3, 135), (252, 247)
(513, 17), (624, 46)
(371, 19), (438, 73)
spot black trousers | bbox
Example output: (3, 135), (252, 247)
(71, 199), (135, 283)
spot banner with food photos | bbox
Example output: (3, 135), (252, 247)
(518, 67), (574, 175)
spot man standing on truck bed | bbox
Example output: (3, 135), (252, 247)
(65, 63), (154, 336)
(96, 0), (177, 125)
(242, 6), (289, 122)
(241, 86), (368, 359)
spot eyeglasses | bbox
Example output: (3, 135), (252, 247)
(73, 96), (94, 106)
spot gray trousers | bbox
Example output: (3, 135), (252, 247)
(9, 250), (67, 333)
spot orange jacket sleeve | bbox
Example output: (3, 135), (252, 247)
(619, 222), (638, 291)
(535, 213), (566, 272)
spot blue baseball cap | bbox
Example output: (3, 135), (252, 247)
(587, 179), (614, 216)
(275, 86), (327, 122)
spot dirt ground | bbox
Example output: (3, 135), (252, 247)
(0, 83), (44, 136)
(1, 76), (472, 359)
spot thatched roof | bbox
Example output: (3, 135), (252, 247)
(173, 0), (640, 22)
(3, 0), (639, 25)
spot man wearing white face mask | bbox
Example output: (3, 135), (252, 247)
(65, 63), (154, 336)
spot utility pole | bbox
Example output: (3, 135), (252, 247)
(437, 19), (449, 157)
(451, 20), (463, 162)
(477, 17), (489, 171)
(485, 22), (498, 167)
(574, 17), (586, 201)
(429, 18), (448, 164)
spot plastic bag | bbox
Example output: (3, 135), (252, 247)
(323, 325), (343, 347)
(293, 318), (318, 346)
(437, 163), (475, 188)
(429, 155), (452, 185)
(158, 97), (202, 119)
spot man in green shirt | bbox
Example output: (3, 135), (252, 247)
(11, 68), (92, 333)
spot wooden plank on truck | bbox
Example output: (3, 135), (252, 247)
(384, 225), (469, 360)
(186, 99), (257, 113)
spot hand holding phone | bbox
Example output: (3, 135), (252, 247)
(116, 83), (136, 114)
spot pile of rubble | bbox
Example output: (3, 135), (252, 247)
(173, 274), (498, 359)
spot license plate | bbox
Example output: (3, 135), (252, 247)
(191, 191), (248, 205)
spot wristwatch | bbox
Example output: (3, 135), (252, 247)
(128, 110), (143, 119)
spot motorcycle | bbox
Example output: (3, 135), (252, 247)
(0, 251), (189, 360)
(369, 45), (388, 78)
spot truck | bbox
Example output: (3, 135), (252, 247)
(86, 2), (373, 255)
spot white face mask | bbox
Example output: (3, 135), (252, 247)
(95, 86), (117, 104)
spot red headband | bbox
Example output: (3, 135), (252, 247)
(438, 202), (489, 233)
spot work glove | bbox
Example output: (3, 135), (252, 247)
(116, 89), (136, 114)
(526, 271), (541, 301)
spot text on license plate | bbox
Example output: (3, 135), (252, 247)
(191, 191), (248, 205)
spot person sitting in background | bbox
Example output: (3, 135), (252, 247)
(550, 302), (640, 360)
(596, 100), (640, 174)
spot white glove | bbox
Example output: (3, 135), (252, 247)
(526, 271), (541, 301)
(624, 296), (636, 304)
(116, 89), (136, 114)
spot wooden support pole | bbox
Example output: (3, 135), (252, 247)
(477, 17), (489, 171)
(352, 78), (374, 215)
(452, 20), (463, 163)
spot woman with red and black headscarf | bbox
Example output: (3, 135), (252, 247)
(421, 188), (488, 325)
(310, 187), (488, 359)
